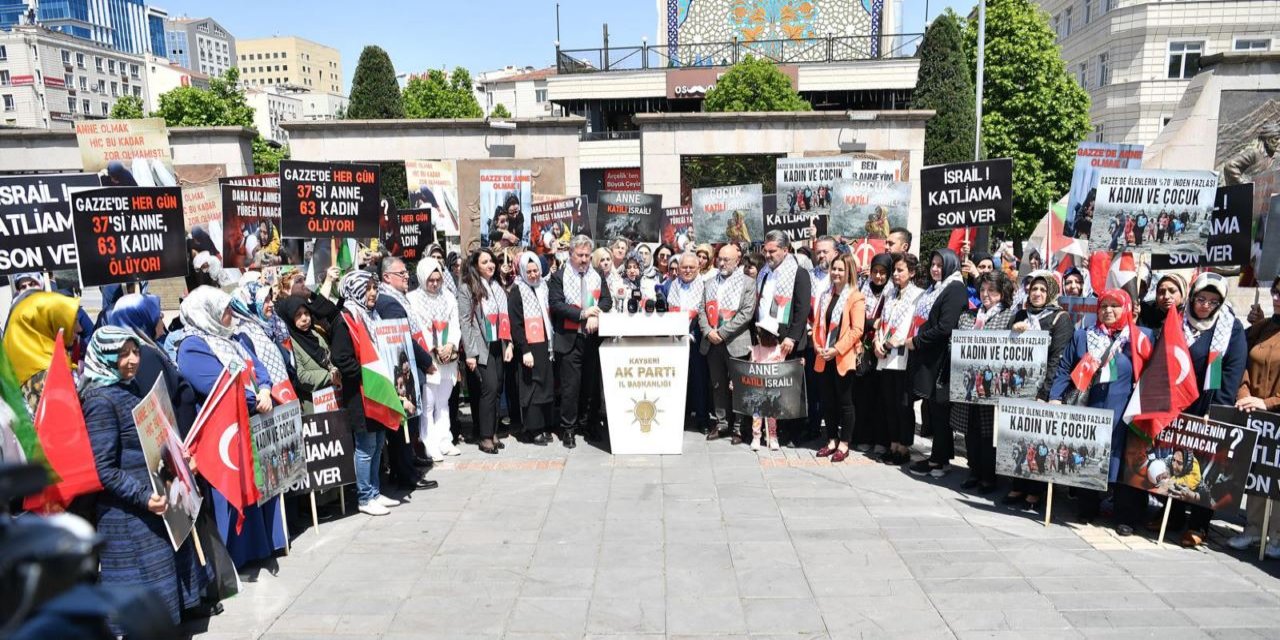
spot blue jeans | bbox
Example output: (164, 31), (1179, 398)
(354, 429), (385, 505)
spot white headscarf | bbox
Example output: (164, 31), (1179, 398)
(516, 251), (553, 356)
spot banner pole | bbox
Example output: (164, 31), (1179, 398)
(43, 270), (53, 292)
(339, 487), (347, 515)
(1157, 498), (1174, 546)
(1043, 481), (1053, 527)
(309, 491), (320, 533)
(280, 502), (290, 554)
(331, 238), (338, 269)
(190, 530), (207, 566)
(1261, 499), (1273, 562)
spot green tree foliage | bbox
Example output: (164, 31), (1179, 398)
(703, 55), (811, 112)
(490, 103), (512, 119)
(109, 95), (145, 119)
(150, 67), (287, 174)
(346, 45), (405, 119)
(964, 0), (1091, 238)
(403, 68), (484, 118)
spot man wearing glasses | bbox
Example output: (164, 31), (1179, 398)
(375, 256), (439, 491)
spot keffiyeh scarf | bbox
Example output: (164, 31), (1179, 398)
(757, 253), (800, 328)
(79, 326), (138, 392)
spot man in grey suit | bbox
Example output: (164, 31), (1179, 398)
(699, 243), (757, 442)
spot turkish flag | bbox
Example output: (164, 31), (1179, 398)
(185, 367), (259, 532)
(23, 330), (101, 512)
(1089, 251), (1111, 295)
(948, 228), (975, 258)
(1123, 307), (1199, 441)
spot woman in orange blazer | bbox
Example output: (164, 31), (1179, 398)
(814, 253), (866, 462)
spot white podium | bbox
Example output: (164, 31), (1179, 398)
(598, 312), (691, 455)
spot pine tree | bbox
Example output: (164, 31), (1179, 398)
(913, 11), (976, 166)
(347, 46), (404, 119)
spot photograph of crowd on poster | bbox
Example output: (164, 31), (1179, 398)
(596, 191), (661, 245)
(1087, 169), (1217, 255)
(994, 400), (1113, 492)
(479, 170), (532, 248)
(1121, 413), (1258, 511)
(75, 118), (176, 187)
(250, 401), (306, 503)
(691, 184), (764, 245)
(949, 330), (1051, 405)
(0, 173), (101, 276)
(406, 160), (460, 235)
(765, 190), (828, 244)
(1151, 183), (1253, 270)
(220, 183), (304, 269)
(829, 179), (910, 243)
(286, 411), (356, 497)
(775, 157), (852, 217)
(371, 319), (421, 419)
(70, 186), (189, 288)
(730, 358), (807, 420)
(1063, 142), (1144, 239)
(530, 197), (584, 255)
(661, 205), (694, 252)
(1208, 406), (1280, 500)
(132, 378), (201, 551)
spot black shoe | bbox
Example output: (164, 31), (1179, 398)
(563, 432), (577, 449)
(960, 477), (980, 490)
(414, 478), (440, 490)
(908, 460), (934, 476)
(413, 455), (432, 468)
(531, 432), (551, 446)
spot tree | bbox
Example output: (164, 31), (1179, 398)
(403, 67), (483, 119)
(109, 95), (145, 119)
(965, 0), (1091, 238)
(151, 67), (287, 174)
(913, 10), (977, 257)
(346, 45), (404, 119)
(490, 103), (511, 119)
(703, 55), (811, 112)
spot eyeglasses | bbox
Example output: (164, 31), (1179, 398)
(386, 271), (409, 280)
(1193, 296), (1221, 309)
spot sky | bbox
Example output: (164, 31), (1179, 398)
(156, 0), (971, 93)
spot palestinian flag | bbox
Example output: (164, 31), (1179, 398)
(773, 295), (793, 324)
(483, 313), (500, 342)
(1123, 306), (1198, 441)
(0, 338), (50, 473)
(432, 319), (450, 346)
(1106, 251), (1139, 302)
(1205, 351), (1223, 391)
(343, 314), (405, 430)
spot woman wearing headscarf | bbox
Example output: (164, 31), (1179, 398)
(229, 279), (296, 403)
(276, 295), (336, 414)
(1062, 266), (1093, 299)
(907, 248), (969, 477)
(408, 258), (463, 460)
(1050, 289), (1152, 531)
(1138, 272), (1188, 331)
(176, 286), (284, 565)
(458, 248), (512, 455)
(853, 252), (894, 454)
(813, 253), (865, 462)
(1230, 276), (1280, 557)
(948, 271), (1018, 493)
(695, 243), (717, 282)
(3, 289), (81, 412)
(509, 251), (556, 446)
(329, 270), (403, 516)
(1000, 270), (1076, 508)
(107, 292), (198, 436)
(83, 327), (212, 627)
(876, 253), (923, 466)
(1163, 273), (1247, 547)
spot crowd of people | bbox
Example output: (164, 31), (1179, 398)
(8, 218), (1280, 634)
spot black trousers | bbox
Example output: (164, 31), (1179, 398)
(879, 370), (914, 447)
(557, 335), (599, 435)
(523, 401), (554, 434)
(852, 370), (881, 447)
(819, 366), (856, 443)
(386, 419), (419, 484)
(705, 345), (737, 432)
(962, 405), (996, 484)
(502, 359), (523, 433)
(927, 397), (954, 464)
(1168, 503), (1214, 533)
(472, 342), (503, 438)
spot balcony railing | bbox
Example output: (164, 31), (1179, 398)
(556, 33), (922, 74)
(580, 130), (641, 142)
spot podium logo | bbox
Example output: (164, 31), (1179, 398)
(630, 394), (661, 433)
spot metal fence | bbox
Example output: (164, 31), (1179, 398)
(556, 33), (923, 74)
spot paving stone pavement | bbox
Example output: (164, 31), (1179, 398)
(189, 431), (1280, 639)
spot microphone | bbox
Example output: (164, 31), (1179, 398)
(655, 291), (668, 313)
(644, 298), (656, 313)
(628, 288), (641, 314)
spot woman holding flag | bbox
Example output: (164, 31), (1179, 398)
(459, 248), (512, 455)
(1049, 289), (1151, 531)
(509, 252), (556, 446)
(409, 258), (463, 460)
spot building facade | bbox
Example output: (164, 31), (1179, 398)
(476, 65), (560, 118)
(0, 0), (158, 56)
(144, 54), (205, 112)
(290, 88), (346, 121)
(1037, 0), (1280, 146)
(162, 16), (234, 78)
(245, 85), (300, 144)
(236, 35), (342, 94)
(0, 24), (148, 129)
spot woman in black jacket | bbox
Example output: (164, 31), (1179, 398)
(907, 248), (969, 478)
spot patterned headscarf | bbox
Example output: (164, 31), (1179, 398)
(516, 251), (553, 355)
(79, 326), (140, 393)
(409, 258), (460, 349)
(230, 281), (291, 385)
(180, 286), (250, 373)
(341, 269), (378, 324)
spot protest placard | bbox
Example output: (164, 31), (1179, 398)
(280, 160), (381, 239)
(1087, 169), (1217, 255)
(0, 173), (101, 276)
(479, 169), (532, 247)
(765, 191), (827, 244)
(661, 205), (694, 252)
(530, 197), (584, 255)
(1207, 406), (1280, 500)
(692, 184), (763, 244)
(75, 118), (176, 187)
(1063, 142), (1144, 238)
(1120, 413), (1258, 511)
(920, 159), (1014, 231)
(220, 182), (305, 268)
(995, 399), (1113, 492)
(949, 330), (1051, 405)
(829, 179), (910, 242)
(384, 208), (433, 261)
(312, 386), (338, 413)
(597, 191), (662, 245)
(1151, 183), (1253, 269)
(405, 160), (459, 235)
(132, 377), (201, 551)
(730, 358), (807, 420)
(181, 181), (222, 261)
(775, 156), (851, 219)
(250, 400), (306, 503)
(1059, 296), (1099, 331)
(370, 319), (421, 419)
(286, 411), (356, 496)
(71, 186), (188, 287)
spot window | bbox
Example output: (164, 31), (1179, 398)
(82, 98), (90, 113)
(95, 56), (103, 72)
(110, 82), (118, 97)
(1084, 0), (1092, 25)
(1053, 14), (1062, 38)
(96, 79), (105, 93)
(130, 64), (139, 78)
(68, 97), (76, 112)
(1103, 0), (1115, 11)
(64, 73), (72, 87)
(79, 76), (86, 90)
(1063, 7), (1073, 37)
(0, 70), (7, 86)
(1077, 62), (1088, 88)
(132, 86), (141, 98)
(1235, 38), (1272, 52)
(1097, 52), (1110, 86)
(3, 95), (14, 111)
(100, 102), (109, 116)
(108, 59), (116, 74)
(0, 45), (7, 60)
(1093, 124), (1104, 142)
(1168, 41), (1203, 79)
(76, 52), (84, 68)
(61, 49), (70, 64)
(535, 88), (548, 102)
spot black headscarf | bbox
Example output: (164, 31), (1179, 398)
(868, 253), (895, 295)
(277, 294), (329, 368)
(931, 248), (961, 282)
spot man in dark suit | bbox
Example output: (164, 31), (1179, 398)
(374, 256), (438, 491)
(756, 231), (812, 446)
(548, 235), (613, 448)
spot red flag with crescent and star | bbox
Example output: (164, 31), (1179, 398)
(1123, 307), (1198, 441)
(185, 367), (259, 532)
